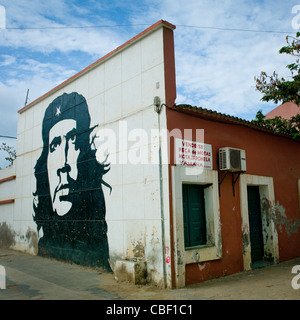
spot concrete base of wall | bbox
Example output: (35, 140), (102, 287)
(114, 258), (147, 285)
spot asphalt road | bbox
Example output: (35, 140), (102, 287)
(0, 247), (300, 301)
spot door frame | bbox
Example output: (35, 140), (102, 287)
(172, 167), (222, 288)
(239, 174), (279, 270)
(182, 184), (207, 248)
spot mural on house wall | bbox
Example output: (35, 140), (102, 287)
(32, 92), (112, 270)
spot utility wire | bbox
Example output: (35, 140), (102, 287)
(176, 24), (296, 34)
(0, 135), (17, 139)
(5, 24), (150, 30)
(3, 23), (296, 34)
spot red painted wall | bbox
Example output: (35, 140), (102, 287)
(166, 107), (300, 285)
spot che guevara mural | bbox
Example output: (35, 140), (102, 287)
(32, 92), (112, 270)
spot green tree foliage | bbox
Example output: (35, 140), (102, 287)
(0, 142), (16, 168)
(254, 32), (300, 106)
(253, 33), (300, 139)
(252, 110), (300, 139)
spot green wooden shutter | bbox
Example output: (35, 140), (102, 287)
(182, 184), (207, 248)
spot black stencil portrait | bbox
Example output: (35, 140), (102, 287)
(33, 92), (112, 270)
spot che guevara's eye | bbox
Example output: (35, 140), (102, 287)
(49, 136), (61, 153)
(70, 134), (76, 142)
(66, 128), (77, 145)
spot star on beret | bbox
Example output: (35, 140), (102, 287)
(55, 106), (61, 117)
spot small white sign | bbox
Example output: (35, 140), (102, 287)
(0, 265), (5, 289)
(175, 138), (212, 170)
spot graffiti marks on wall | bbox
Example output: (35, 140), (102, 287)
(33, 92), (111, 270)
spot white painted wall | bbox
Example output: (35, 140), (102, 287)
(0, 165), (16, 225)
(12, 24), (171, 286)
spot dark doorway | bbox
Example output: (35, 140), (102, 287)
(247, 186), (264, 264)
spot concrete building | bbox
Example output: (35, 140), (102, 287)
(0, 20), (300, 288)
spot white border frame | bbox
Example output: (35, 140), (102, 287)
(239, 174), (279, 270)
(172, 166), (222, 288)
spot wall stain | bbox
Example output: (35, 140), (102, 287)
(0, 222), (16, 248)
(192, 251), (200, 262)
(127, 233), (146, 259)
(25, 228), (38, 255)
(132, 241), (145, 258)
(242, 224), (250, 255)
(198, 263), (206, 271)
(261, 197), (300, 237)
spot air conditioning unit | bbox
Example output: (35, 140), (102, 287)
(219, 147), (246, 172)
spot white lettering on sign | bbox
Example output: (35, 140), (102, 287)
(175, 139), (212, 170)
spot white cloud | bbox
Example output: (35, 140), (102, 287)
(0, 57), (77, 151)
(131, 0), (297, 117)
(0, 0), (129, 56)
(0, 0), (134, 158)
(0, 0), (297, 151)
(0, 54), (16, 66)
(13, 58), (76, 80)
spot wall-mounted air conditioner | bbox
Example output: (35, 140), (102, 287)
(219, 147), (246, 172)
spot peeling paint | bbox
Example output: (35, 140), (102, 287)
(146, 226), (165, 285)
(177, 249), (183, 265)
(242, 224), (250, 255)
(192, 251), (200, 262)
(123, 226), (165, 286)
(198, 263), (206, 271)
(127, 233), (146, 259)
(262, 197), (300, 237)
(216, 227), (223, 257)
(114, 258), (147, 285)
(132, 241), (145, 258)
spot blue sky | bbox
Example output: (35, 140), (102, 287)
(0, 0), (299, 167)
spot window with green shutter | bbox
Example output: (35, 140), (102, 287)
(182, 184), (207, 248)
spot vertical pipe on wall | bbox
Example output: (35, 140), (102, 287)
(156, 102), (166, 288)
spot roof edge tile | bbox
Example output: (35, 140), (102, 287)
(170, 104), (298, 140)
